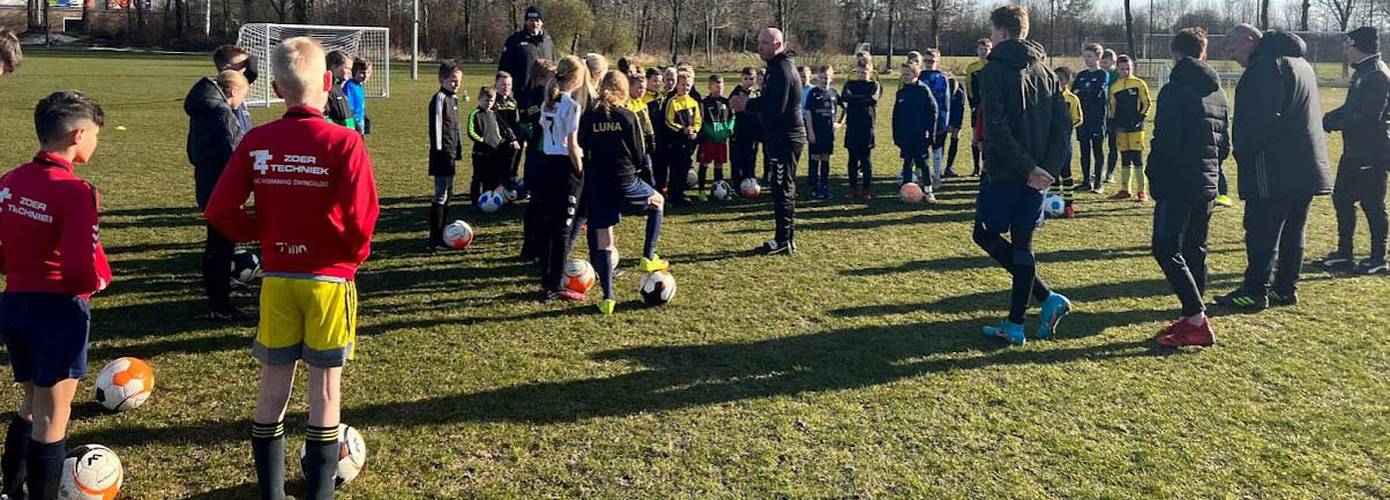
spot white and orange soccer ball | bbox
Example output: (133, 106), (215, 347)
(94, 357), (154, 412)
(298, 423), (367, 488)
(59, 444), (123, 500)
(561, 259), (596, 295)
(443, 220), (474, 250)
(899, 183), (925, 204)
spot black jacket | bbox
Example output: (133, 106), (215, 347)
(429, 88), (462, 160)
(758, 51), (808, 153)
(841, 78), (881, 149)
(326, 78), (355, 130)
(1146, 57), (1231, 200)
(579, 106), (645, 187)
(730, 84), (762, 146)
(978, 38), (1072, 183)
(1232, 31), (1333, 199)
(892, 83), (937, 149)
(184, 77), (244, 209)
(498, 30), (555, 89)
(1324, 53), (1390, 170)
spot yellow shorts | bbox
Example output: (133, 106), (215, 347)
(1114, 130), (1147, 152)
(253, 277), (357, 367)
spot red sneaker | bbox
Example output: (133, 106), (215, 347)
(1063, 205), (1076, 219)
(1158, 317), (1216, 347)
(1108, 190), (1132, 200)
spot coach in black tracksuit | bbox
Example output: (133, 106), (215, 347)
(1322, 27), (1390, 275)
(745, 27), (806, 256)
(1147, 33), (1230, 327)
(1218, 26), (1333, 310)
(498, 6), (555, 95)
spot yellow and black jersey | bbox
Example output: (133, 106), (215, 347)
(624, 97), (655, 148)
(963, 59), (988, 109)
(1062, 89), (1083, 130)
(1108, 75), (1151, 132)
(665, 93), (703, 135)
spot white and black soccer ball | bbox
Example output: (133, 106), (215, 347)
(478, 189), (505, 213)
(59, 444), (123, 500)
(298, 424), (367, 488)
(739, 178), (761, 198)
(711, 180), (732, 200)
(639, 270), (676, 306)
(1043, 193), (1066, 217)
(231, 250), (261, 283)
(684, 169), (698, 189)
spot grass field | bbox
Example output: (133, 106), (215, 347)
(1, 49), (1388, 498)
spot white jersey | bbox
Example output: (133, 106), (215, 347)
(541, 93), (581, 156)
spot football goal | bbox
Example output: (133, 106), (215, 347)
(236, 23), (391, 108)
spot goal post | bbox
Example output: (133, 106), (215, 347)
(236, 23), (391, 108)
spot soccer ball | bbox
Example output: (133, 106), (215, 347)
(59, 444), (123, 500)
(684, 169), (698, 189)
(899, 183), (925, 204)
(94, 357), (154, 412)
(711, 180), (732, 200)
(443, 220), (474, 250)
(298, 424), (367, 488)
(561, 259), (596, 295)
(231, 250), (261, 283)
(639, 269), (676, 306)
(739, 178), (761, 198)
(1043, 193), (1066, 217)
(478, 189), (505, 213)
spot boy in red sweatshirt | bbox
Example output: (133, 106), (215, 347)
(0, 90), (111, 500)
(205, 36), (379, 500)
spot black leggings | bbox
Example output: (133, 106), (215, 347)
(973, 221), (1052, 324)
(847, 150), (873, 190)
(1078, 133), (1104, 184)
(535, 155), (582, 291)
(1106, 132), (1119, 177)
(202, 223), (234, 311)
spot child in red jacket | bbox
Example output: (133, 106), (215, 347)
(0, 90), (111, 499)
(205, 36), (379, 500)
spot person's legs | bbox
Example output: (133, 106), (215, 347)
(1333, 168), (1358, 257)
(643, 191), (665, 260)
(1132, 152), (1147, 195)
(590, 226), (616, 301)
(946, 134), (960, 175)
(1272, 195), (1314, 295)
(698, 162), (709, 194)
(302, 365), (342, 500)
(861, 151), (874, 192)
(1105, 131), (1119, 179)
(931, 146), (945, 184)
(203, 223), (235, 313)
(900, 156), (913, 185)
(1241, 197), (1284, 296)
(1119, 151), (1135, 193)
(1, 384), (32, 500)
(26, 379), (75, 500)
(1362, 167), (1388, 262)
(1060, 132), (1074, 208)
(429, 176), (453, 247)
(1153, 198), (1206, 317)
(819, 155), (831, 193)
(1217, 164), (1230, 197)
(846, 153), (860, 194)
(1077, 135), (1092, 188)
(253, 362), (295, 500)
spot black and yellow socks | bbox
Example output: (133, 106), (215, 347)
(252, 420), (287, 500)
(302, 424), (341, 500)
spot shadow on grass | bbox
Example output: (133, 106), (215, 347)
(72, 309), (1176, 448)
(842, 246), (1241, 276)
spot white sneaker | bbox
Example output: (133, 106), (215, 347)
(924, 192), (937, 204)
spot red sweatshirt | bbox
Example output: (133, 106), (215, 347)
(205, 106), (379, 280)
(0, 152), (112, 298)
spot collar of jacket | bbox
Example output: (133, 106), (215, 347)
(1354, 53), (1382, 69)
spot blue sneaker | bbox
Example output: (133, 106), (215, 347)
(1038, 292), (1072, 339)
(982, 321), (1027, 345)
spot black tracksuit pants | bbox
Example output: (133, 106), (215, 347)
(534, 155), (583, 291)
(1333, 164), (1389, 261)
(1152, 197), (1213, 317)
(767, 142), (804, 244)
(1242, 195), (1314, 295)
(202, 222), (234, 311)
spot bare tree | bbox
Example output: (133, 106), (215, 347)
(1319, 0), (1357, 30)
(670, 0), (683, 63)
(1260, 0), (1269, 28)
(1301, 0), (1311, 29)
(1123, 0), (1135, 54)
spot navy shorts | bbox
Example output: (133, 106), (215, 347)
(588, 179), (657, 229)
(0, 292), (90, 387)
(975, 180), (1045, 234)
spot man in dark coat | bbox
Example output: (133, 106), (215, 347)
(733, 27), (807, 256)
(1321, 26), (1390, 275)
(498, 6), (555, 100)
(1146, 27), (1230, 348)
(974, 5), (1073, 345)
(1217, 25), (1333, 310)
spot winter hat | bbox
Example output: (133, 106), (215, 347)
(1346, 26), (1378, 54)
(525, 6), (542, 21)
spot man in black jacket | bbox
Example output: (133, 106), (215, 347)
(185, 71), (248, 321)
(498, 6), (555, 97)
(1218, 25), (1334, 310)
(1322, 27), (1390, 275)
(1147, 28), (1230, 347)
(974, 5), (1073, 345)
(734, 27), (807, 256)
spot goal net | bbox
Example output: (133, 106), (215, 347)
(236, 23), (391, 108)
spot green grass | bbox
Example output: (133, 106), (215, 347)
(1, 49), (1389, 498)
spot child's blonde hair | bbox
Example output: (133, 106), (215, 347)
(546, 55), (590, 109)
(598, 70), (630, 109)
(216, 69), (249, 96)
(272, 37), (327, 102)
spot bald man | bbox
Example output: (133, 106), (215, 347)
(1216, 25), (1332, 310)
(737, 28), (807, 255)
